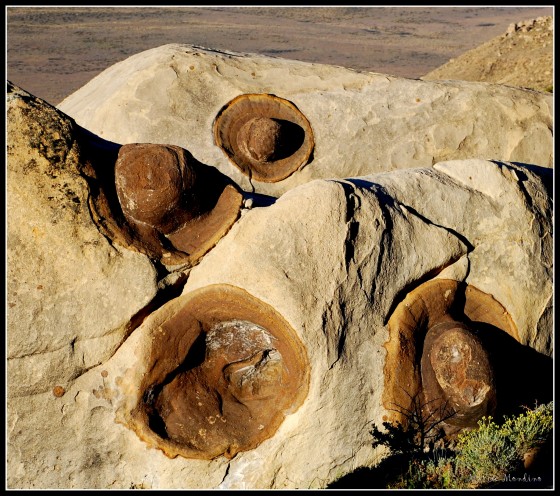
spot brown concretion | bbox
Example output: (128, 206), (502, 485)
(104, 143), (243, 265)
(214, 93), (314, 183)
(115, 144), (195, 232)
(383, 279), (517, 430)
(129, 284), (309, 460)
(421, 321), (496, 427)
(238, 117), (283, 163)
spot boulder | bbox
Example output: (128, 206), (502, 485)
(7, 82), (158, 397)
(58, 44), (553, 197)
(7, 80), (552, 488)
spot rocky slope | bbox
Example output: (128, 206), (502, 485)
(422, 16), (553, 92)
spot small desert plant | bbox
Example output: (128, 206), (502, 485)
(371, 390), (455, 455)
(388, 450), (456, 489)
(454, 416), (520, 487)
(501, 401), (553, 454)
(371, 400), (553, 489)
(454, 401), (553, 488)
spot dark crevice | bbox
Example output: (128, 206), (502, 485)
(337, 181), (361, 270)
(398, 202), (475, 252)
(110, 270), (190, 361)
(502, 161), (553, 203)
(349, 181), (396, 304)
(335, 303), (348, 364)
(242, 191), (277, 208)
(383, 256), (468, 328)
(381, 200), (472, 326)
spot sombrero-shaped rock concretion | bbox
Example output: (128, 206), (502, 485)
(383, 279), (518, 432)
(127, 284), (310, 460)
(114, 143), (243, 265)
(214, 94), (314, 183)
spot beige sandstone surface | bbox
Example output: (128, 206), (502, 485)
(6, 77), (553, 488)
(6, 7), (555, 491)
(57, 44), (553, 198)
(7, 83), (159, 399)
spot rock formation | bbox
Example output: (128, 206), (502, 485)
(7, 46), (553, 489)
(7, 82), (158, 398)
(213, 93), (315, 183)
(57, 44), (553, 197)
(112, 143), (243, 265)
(422, 16), (553, 93)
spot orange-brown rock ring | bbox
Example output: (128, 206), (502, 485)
(383, 279), (518, 428)
(213, 94), (315, 183)
(129, 284), (310, 460)
(114, 143), (243, 265)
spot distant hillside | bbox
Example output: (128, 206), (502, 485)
(422, 16), (553, 92)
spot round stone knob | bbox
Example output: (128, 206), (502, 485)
(421, 321), (496, 427)
(112, 143), (243, 264)
(128, 285), (309, 460)
(238, 117), (283, 163)
(384, 279), (519, 434)
(115, 143), (193, 231)
(213, 93), (314, 183)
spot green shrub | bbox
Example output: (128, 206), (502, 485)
(388, 452), (456, 489)
(501, 401), (553, 454)
(455, 417), (520, 487)
(454, 402), (553, 487)
(371, 401), (553, 489)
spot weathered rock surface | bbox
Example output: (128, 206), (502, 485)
(7, 80), (552, 488)
(58, 44), (553, 197)
(7, 82), (158, 398)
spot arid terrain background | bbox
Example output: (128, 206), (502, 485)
(6, 6), (553, 106)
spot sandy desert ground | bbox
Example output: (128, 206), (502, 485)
(6, 6), (553, 106)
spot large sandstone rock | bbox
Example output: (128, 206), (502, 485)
(7, 82), (158, 397)
(7, 80), (552, 487)
(58, 44), (553, 197)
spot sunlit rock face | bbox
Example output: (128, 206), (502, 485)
(6, 82), (158, 398)
(7, 80), (552, 490)
(58, 44), (553, 197)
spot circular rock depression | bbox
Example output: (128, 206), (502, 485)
(213, 93), (314, 183)
(383, 279), (518, 431)
(129, 284), (310, 459)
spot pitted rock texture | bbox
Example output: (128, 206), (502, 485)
(7, 82), (158, 397)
